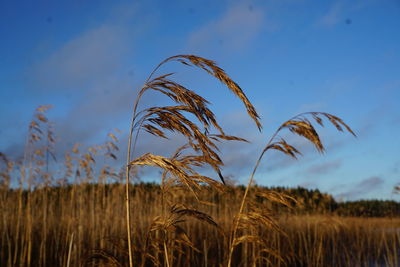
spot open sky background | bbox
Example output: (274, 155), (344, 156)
(1, 0), (399, 200)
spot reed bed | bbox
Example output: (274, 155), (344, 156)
(1, 184), (399, 266)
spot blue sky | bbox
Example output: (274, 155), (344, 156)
(0, 0), (399, 200)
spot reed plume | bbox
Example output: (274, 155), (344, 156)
(227, 111), (355, 266)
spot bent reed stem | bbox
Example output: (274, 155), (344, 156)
(125, 60), (163, 267)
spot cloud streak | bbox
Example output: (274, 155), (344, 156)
(303, 159), (342, 176)
(187, 2), (264, 52)
(317, 2), (344, 27)
(31, 24), (130, 92)
(335, 176), (385, 200)
(1, 18), (139, 161)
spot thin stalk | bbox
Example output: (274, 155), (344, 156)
(163, 241), (170, 267)
(125, 93), (148, 266)
(125, 115), (135, 267)
(124, 60), (169, 267)
(66, 233), (74, 267)
(227, 124), (283, 267)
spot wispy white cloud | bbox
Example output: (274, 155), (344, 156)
(303, 159), (342, 176)
(187, 2), (265, 52)
(31, 24), (131, 91)
(2, 22), (132, 158)
(316, 0), (381, 28)
(335, 176), (385, 200)
(17, 1), (148, 157)
(317, 2), (344, 27)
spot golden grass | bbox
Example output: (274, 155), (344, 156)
(1, 185), (399, 266)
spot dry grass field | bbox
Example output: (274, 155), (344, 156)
(1, 184), (399, 266)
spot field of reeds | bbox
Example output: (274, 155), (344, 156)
(1, 184), (400, 266)
(1, 55), (399, 266)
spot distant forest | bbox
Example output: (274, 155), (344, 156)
(256, 185), (400, 217)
